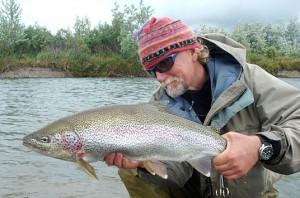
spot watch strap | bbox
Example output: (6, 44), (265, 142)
(257, 134), (271, 146)
(257, 134), (274, 161)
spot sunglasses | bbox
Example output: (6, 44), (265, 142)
(145, 53), (179, 77)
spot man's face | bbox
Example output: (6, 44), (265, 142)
(156, 50), (197, 97)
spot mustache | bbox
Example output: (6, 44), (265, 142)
(161, 77), (180, 88)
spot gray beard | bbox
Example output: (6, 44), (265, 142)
(161, 77), (188, 98)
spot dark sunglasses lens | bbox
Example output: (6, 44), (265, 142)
(145, 53), (177, 78)
(156, 57), (173, 72)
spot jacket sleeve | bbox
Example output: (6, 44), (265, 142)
(137, 161), (193, 187)
(248, 64), (300, 174)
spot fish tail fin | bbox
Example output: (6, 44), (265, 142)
(187, 155), (213, 177)
(76, 158), (99, 180)
(143, 160), (168, 179)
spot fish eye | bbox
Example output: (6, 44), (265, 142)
(40, 136), (50, 143)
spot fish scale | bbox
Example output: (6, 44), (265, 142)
(23, 102), (226, 179)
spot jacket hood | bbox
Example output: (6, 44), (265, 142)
(197, 34), (246, 104)
(198, 33), (247, 68)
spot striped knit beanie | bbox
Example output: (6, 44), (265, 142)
(133, 17), (200, 70)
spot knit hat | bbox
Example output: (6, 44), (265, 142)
(133, 17), (200, 70)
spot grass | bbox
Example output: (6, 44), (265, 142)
(0, 51), (145, 77)
(0, 52), (299, 77)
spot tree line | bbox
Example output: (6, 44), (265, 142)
(0, 0), (299, 77)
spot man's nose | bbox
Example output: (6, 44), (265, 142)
(155, 72), (169, 82)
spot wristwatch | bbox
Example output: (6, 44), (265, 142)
(257, 135), (274, 161)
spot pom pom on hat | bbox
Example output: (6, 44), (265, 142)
(133, 17), (200, 70)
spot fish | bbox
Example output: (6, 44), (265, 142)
(23, 101), (226, 180)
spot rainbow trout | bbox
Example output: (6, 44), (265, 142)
(23, 102), (226, 180)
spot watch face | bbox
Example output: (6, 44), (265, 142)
(261, 145), (273, 161)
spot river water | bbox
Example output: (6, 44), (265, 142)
(1, 77), (300, 198)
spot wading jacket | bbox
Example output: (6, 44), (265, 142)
(118, 34), (300, 198)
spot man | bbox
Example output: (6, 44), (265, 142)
(104, 17), (300, 197)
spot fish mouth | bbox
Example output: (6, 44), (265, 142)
(22, 139), (40, 152)
(23, 141), (35, 149)
(23, 141), (30, 147)
(22, 141), (44, 156)
(22, 136), (45, 152)
(23, 136), (32, 148)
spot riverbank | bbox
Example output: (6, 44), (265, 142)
(0, 65), (73, 78)
(0, 65), (300, 78)
(274, 70), (300, 78)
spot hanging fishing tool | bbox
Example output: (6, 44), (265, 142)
(215, 175), (230, 197)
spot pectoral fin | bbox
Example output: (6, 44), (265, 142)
(188, 156), (213, 177)
(143, 160), (168, 179)
(76, 158), (99, 180)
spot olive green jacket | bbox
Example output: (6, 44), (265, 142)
(119, 34), (300, 198)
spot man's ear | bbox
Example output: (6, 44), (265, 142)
(191, 49), (198, 62)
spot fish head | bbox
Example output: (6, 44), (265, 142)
(23, 120), (84, 162)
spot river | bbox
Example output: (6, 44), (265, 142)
(1, 77), (300, 198)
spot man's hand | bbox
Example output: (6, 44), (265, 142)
(104, 152), (143, 169)
(213, 132), (262, 179)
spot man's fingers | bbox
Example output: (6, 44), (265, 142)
(113, 153), (124, 168)
(104, 152), (116, 166)
(104, 152), (141, 169)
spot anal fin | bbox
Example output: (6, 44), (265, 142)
(143, 160), (168, 179)
(188, 156), (213, 177)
